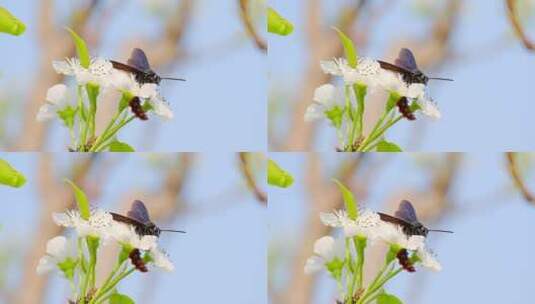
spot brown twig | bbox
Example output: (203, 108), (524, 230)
(238, 0), (267, 52)
(238, 152), (267, 204)
(279, 154), (366, 304)
(15, 154), (98, 304)
(506, 0), (535, 51)
(282, 1), (367, 150)
(506, 152), (535, 203)
(14, 1), (100, 151)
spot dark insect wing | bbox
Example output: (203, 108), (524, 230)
(377, 212), (411, 227)
(110, 60), (144, 74)
(110, 212), (145, 227)
(395, 48), (419, 71)
(395, 200), (419, 223)
(127, 48), (151, 71)
(127, 200), (152, 224)
(377, 60), (412, 75)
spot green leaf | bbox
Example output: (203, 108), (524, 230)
(65, 27), (90, 68)
(109, 293), (135, 304)
(64, 179), (90, 220)
(0, 6), (26, 36)
(332, 27), (357, 68)
(0, 159), (26, 188)
(57, 257), (78, 280)
(267, 159), (294, 188)
(267, 7), (294, 36)
(57, 106), (78, 128)
(376, 140), (402, 152)
(377, 293), (403, 304)
(324, 106), (345, 129)
(108, 140), (135, 152)
(332, 179), (358, 219)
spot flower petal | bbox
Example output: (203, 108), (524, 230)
(313, 236), (335, 261)
(45, 236), (67, 258)
(313, 84), (336, 106)
(304, 256), (324, 274)
(45, 84), (68, 105)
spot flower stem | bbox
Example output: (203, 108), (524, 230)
(89, 108), (126, 152)
(91, 115), (135, 152)
(361, 115), (403, 152)
(357, 267), (402, 304)
(353, 237), (366, 291)
(91, 267), (136, 304)
(88, 260), (126, 304)
(345, 238), (355, 304)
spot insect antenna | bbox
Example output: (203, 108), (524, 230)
(161, 77), (186, 81)
(160, 229), (186, 233)
(428, 229), (454, 233)
(428, 77), (453, 81)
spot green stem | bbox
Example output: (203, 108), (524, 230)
(91, 116), (135, 152)
(361, 115), (403, 152)
(77, 86), (88, 151)
(345, 85), (356, 149)
(92, 268), (135, 304)
(358, 267), (403, 304)
(78, 238), (89, 304)
(345, 238), (355, 304)
(353, 237), (366, 290)
(88, 260), (127, 304)
(89, 108), (126, 152)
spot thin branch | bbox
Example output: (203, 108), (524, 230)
(506, 152), (535, 203)
(282, 1), (368, 150)
(506, 0), (535, 51)
(279, 154), (366, 304)
(238, 0), (267, 52)
(238, 152), (267, 204)
(14, 154), (98, 304)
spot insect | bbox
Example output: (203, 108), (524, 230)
(129, 96), (148, 120)
(110, 200), (186, 237)
(377, 200), (453, 237)
(110, 48), (186, 85)
(396, 96), (416, 121)
(129, 248), (148, 272)
(396, 248), (415, 272)
(377, 48), (453, 85)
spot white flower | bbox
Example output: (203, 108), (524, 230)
(416, 246), (442, 271)
(304, 84), (344, 123)
(53, 57), (114, 86)
(320, 57), (381, 86)
(304, 236), (345, 274)
(320, 209), (382, 239)
(416, 93), (441, 119)
(378, 70), (426, 99)
(53, 209), (114, 239)
(36, 84), (72, 122)
(376, 222), (425, 251)
(150, 247), (175, 272)
(36, 236), (77, 275)
(110, 70), (173, 119)
(110, 222), (158, 251)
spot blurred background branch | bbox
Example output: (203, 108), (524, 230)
(239, 0), (267, 52)
(506, 152), (535, 203)
(238, 152), (267, 204)
(506, 0), (535, 51)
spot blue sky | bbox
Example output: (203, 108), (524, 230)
(0, 1), (266, 151)
(269, 152), (535, 304)
(0, 153), (266, 304)
(268, 0), (535, 151)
